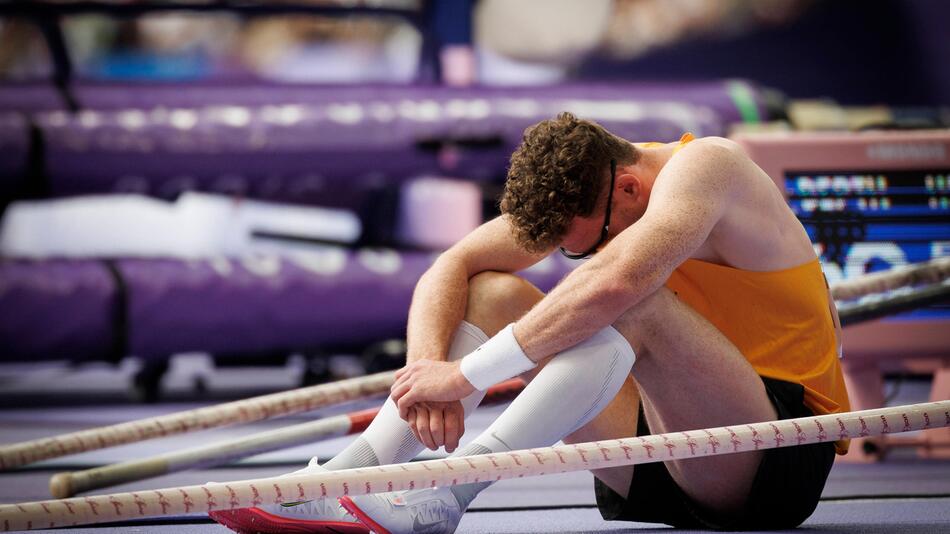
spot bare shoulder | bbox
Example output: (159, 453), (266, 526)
(681, 136), (747, 164)
(656, 136), (748, 194)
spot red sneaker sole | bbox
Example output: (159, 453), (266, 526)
(209, 507), (369, 534)
(338, 496), (392, 534)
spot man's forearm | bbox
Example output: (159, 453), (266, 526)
(406, 255), (471, 363)
(514, 248), (665, 361)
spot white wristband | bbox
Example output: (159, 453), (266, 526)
(459, 323), (537, 391)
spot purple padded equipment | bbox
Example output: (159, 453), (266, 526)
(0, 84), (65, 113)
(39, 82), (762, 206)
(0, 252), (576, 362)
(0, 113), (30, 195)
(0, 259), (116, 362)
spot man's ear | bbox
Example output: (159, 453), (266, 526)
(617, 173), (640, 199)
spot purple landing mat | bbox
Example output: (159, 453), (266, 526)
(0, 260), (116, 362)
(37, 82), (754, 204)
(0, 253), (576, 361)
(69, 81), (764, 122)
(0, 84), (64, 113)
(0, 112), (29, 186)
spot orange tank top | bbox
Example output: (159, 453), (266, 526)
(666, 258), (851, 454)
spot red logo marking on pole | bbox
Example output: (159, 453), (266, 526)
(297, 484), (306, 500)
(555, 450), (568, 463)
(63, 501), (75, 515)
(902, 414), (911, 432)
(576, 447), (590, 463)
(511, 452), (523, 466)
(792, 422), (807, 446)
(85, 499), (99, 516)
(131, 494), (146, 515)
(638, 437), (655, 458)
(923, 413), (931, 428)
(768, 423), (785, 448)
(388, 481), (394, 492)
(464, 458), (477, 469)
(109, 497), (123, 515)
(202, 488), (217, 512)
(224, 486), (239, 510)
(365, 482), (372, 494)
(409, 481), (415, 490)
(180, 490), (194, 513)
(531, 451), (547, 464)
(858, 417), (871, 437)
(703, 430), (720, 453)
(443, 460), (455, 470)
(662, 436), (676, 457)
(273, 484), (284, 505)
(880, 415), (891, 434)
(488, 455), (500, 468)
(319, 483), (327, 498)
(837, 418), (849, 440)
(156, 491), (172, 514)
(343, 483), (350, 496)
(814, 420), (827, 442)
(250, 485), (262, 507)
(40, 503), (50, 514)
(681, 433), (698, 455)
(747, 425), (764, 450)
(619, 442), (634, 460)
(599, 446), (611, 461)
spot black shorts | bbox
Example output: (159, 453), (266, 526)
(594, 376), (836, 530)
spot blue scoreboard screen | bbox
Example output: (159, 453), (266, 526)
(785, 169), (950, 319)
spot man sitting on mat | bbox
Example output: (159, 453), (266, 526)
(212, 112), (850, 534)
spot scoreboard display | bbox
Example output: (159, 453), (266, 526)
(732, 130), (950, 359)
(785, 168), (950, 319)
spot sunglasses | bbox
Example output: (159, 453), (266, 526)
(559, 159), (616, 260)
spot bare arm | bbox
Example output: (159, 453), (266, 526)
(406, 215), (549, 363)
(514, 141), (741, 360)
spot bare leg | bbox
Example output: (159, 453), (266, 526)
(464, 271), (544, 336)
(568, 287), (776, 515)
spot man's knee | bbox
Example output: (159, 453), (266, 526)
(465, 271), (544, 337)
(611, 287), (679, 357)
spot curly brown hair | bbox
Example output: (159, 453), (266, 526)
(500, 112), (639, 252)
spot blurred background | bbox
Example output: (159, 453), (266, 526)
(0, 0), (947, 406)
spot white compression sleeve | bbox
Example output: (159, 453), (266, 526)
(324, 321), (490, 470)
(448, 326), (635, 508)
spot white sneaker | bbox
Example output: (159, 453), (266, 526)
(209, 458), (368, 534)
(340, 487), (463, 534)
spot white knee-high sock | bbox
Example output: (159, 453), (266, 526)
(448, 326), (635, 509)
(323, 321), (490, 470)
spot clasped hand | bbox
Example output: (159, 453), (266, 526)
(391, 359), (477, 452)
